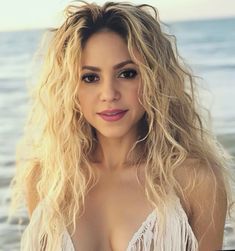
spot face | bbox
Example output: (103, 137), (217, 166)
(78, 31), (145, 140)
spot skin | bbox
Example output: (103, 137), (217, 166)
(78, 30), (145, 171)
(25, 30), (227, 251)
(77, 30), (227, 250)
(174, 160), (227, 251)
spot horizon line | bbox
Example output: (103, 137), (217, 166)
(1, 15), (235, 33)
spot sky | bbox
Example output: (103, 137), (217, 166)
(1, 0), (235, 31)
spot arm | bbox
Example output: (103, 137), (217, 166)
(25, 164), (41, 218)
(188, 164), (227, 251)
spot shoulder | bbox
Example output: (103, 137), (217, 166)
(25, 163), (41, 218)
(174, 158), (227, 250)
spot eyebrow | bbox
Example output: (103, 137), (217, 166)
(81, 60), (135, 71)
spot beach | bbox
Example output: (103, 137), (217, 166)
(0, 17), (235, 250)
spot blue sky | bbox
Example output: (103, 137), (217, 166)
(1, 0), (235, 31)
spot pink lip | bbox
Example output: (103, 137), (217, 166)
(97, 109), (128, 122)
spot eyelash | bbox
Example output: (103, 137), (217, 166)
(81, 69), (138, 83)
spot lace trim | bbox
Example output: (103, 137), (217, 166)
(126, 210), (157, 250)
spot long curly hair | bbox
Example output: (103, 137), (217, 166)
(9, 1), (234, 250)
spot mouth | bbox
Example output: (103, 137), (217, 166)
(97, 109), (128, 122)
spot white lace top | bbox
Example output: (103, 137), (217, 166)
(21, 194), (199, 251)
(62, 209), (158, 251)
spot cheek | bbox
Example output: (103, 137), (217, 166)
(78, 88), (93, 112)
(77, 89), (98, 125)
(128, 84), (143, 107)
(77, 94), (91, 122)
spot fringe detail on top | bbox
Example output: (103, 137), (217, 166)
(20, 200), (46, 251)
(126, 195), (198, 251)
(21, 194), (198, 251)
(20, 200), (64, 251)
(126, 210), (156, 251)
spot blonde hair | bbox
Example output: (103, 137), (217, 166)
(9, 1), (234, 249)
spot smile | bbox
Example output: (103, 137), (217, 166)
(97, 109), (128, 122)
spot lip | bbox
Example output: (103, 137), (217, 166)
(97, 109), (128, 122)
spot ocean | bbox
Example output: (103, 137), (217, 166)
(0, 17), (235, 250)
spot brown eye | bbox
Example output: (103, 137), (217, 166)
(119, 69), (137, 79)
(81, 73), (99, 83)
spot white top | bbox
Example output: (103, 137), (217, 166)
(21, 194), (199, 251)
(62, 209), (157, 251)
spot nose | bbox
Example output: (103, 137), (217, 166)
(99, 78), (120, 102)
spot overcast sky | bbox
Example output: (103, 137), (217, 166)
(1, 0), (235, 31)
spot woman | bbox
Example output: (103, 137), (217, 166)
(9, 1), (234, 251)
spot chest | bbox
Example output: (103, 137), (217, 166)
(68, 167), (155, 251)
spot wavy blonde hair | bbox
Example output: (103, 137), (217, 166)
(9, 1), (234, 250)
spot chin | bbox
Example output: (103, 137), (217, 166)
(96, 127), (135, 140)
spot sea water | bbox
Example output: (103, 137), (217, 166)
(0, 17), (235, 250)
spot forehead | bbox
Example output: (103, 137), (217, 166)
(81, 31), (143, 66)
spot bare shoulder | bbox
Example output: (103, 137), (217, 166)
(25, 163), (41, 218)
(173, 158), (227, 206)
(174, 158), (227, 250)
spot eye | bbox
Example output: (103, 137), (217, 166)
(119, 69), (138, 79)
(81, 73), (99, 83)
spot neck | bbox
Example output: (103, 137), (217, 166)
(91, 133), (143, 172)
